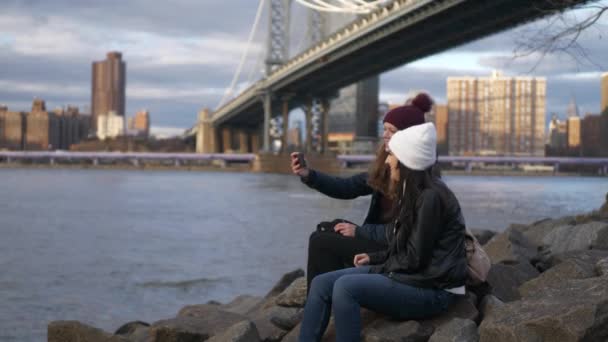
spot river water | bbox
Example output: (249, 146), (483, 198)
(0, 168), (606, 341)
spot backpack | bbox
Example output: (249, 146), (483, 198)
(464, 229), (491, 286)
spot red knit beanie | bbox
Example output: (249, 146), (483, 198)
(383, 93), (433, 130)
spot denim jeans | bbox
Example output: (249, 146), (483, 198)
(299, 266), (456, 342)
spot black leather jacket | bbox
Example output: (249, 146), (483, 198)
(369, 180), (468, 290)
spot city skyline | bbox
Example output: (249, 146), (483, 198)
(0, 1), (607, 134)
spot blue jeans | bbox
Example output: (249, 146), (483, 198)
(299, 266), (456, 342)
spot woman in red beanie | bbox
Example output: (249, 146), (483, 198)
(290, 92), (435, 291)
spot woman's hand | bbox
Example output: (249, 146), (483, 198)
(334, 222), (356, 237)
(353, 253), (370, 267)
(290, 152), (310, 178)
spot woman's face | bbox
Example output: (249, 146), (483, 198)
(382, 122), (398, 152)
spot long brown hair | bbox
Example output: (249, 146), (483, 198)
(366, 144), (391, 197)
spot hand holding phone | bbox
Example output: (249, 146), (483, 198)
(296, 152), (307, 168)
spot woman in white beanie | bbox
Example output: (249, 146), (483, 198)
(299, 122), (468, 342)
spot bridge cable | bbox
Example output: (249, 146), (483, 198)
(217, 0), (266, 109)
(294, 0), (388, 13)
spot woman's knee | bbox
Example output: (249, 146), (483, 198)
(332, 275), (359, 301)
(309, 272), (334, 299)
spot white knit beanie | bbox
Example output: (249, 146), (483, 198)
(388, 122), (437, 170)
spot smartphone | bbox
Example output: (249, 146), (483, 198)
(297, 152), (307, 168)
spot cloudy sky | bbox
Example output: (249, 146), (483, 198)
(1, 0), (607, 135)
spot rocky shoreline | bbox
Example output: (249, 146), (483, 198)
(48, 194), (608, 342)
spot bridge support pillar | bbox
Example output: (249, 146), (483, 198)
(221, 127), (232, 153)
(263, 93), (272, 152)
(196, 109), (217, 153)
(280, 97), (290, 154)
(305, 98), (313, 154)
(238, 130), (249, 153)
(320, 98), (330, 154)
(554, 163), (560, 175)
(251, 132), (260, 153)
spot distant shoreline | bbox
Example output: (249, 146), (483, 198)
(0, 162), (603, 177)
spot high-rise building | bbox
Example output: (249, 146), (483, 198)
(601, 72), (608, 113)
(25, 99), (60, 150)
(129, 109), (150, 137)
(91, 51), (126, 132)
(566, 116), (581, 149)
(328, 76), (379, 138)
(97, 111), (125, 140)
(433, 104), (448, 155)
(0, 110), (26, 150)
(447, 71), (546, 156)
(548, 114), (567, 151)
(582, 114), (603, 157)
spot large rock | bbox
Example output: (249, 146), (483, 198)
(264, 269), (305, 298)
(48, 321), (128, 342)
(479, 276), (608, 342)
(149, 316), (214, 342)
(519, 258), (598, 298)
(483, 227), (538, 264)
(147, 304), (247, 341)
(280, 322), (301, 342)
(362, 320), (434, 342)
(515, 216), (576, 247)
(424, 292), (479, 328)
(275, 277), (307, 307)
(114, 321), (150, 342)
(249, 306), (290, 342)
(269, 306), (303, 330)
(222, 295), (264, 316)
(478, 295), (504, 322)
(428, 318), (479, 342)
(596, 257), (608, 276)
(206, 320), (261, 342)
(535, 249), (608, 273)
(469, 228), (496, 245)
(485, 261), (539, 302)
(542, 221), (608, 254)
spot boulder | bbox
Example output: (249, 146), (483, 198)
(542, 221), (608, 254)
(249, 306), (290, 342)
(114, 321), (149, 342)
(428, 318), (479, 342)
(542, 249), (608, 271)
(469, 228), (496, 245)
(362, 320), (434, 342)
(280, 322), (301, 342)
(479, 277), (608, 342)
(519, 259), (598, 298)
(264, 268), (305, 298)
(478, 295), (504, 322)
(485, 261), (539, 302)
(48, 321), (128, 342)
(269, 306), (303, 330)
(596, 257), (608, 276)
(206, 320), (261, 342)
(275, 277), (307, 307)
(222, 295), (264, 316)
(515, 216), (576, 247)
(483, 227), (538, 264)
(146, 304), (248, 341)
(424, 292), (479, 327)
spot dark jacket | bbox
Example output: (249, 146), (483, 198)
(368, 180), (468, 290)
(302, 170), (388, 244)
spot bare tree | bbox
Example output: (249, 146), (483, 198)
(512, 0), (608, 71)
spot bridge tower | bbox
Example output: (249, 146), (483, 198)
(262, 0), (291, 152)
(303, 9), (331, 154)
